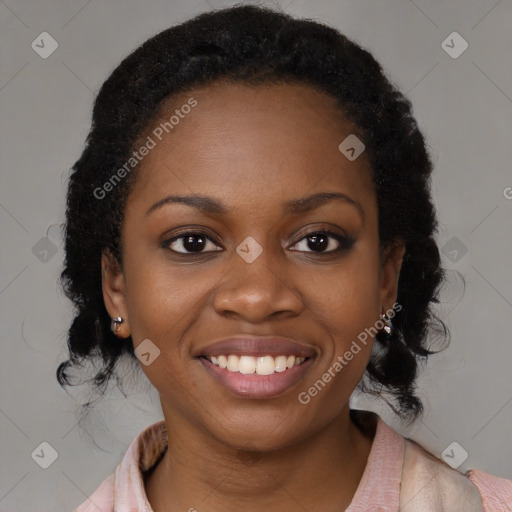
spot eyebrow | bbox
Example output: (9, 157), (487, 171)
(145, 191), (364, 220)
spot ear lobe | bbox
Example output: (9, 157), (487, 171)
(379, 241), (406, 310)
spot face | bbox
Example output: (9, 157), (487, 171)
(102, 81), (405, 450)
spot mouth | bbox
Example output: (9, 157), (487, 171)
(197, 353), (315, 399)
(195, 336), (317, 399)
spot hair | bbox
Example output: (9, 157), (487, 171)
(57, 3), (449, 424)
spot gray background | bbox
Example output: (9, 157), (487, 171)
(1, 0), (511, 510)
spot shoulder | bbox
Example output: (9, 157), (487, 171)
(466, 468), (512, 511)
(400, 436), (512, 512)
(72, 420), (167, 512)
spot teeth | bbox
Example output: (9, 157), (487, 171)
(256, 355), (275, 375)
(227, 355), (239, 372)
(274, 355), (287, 372)
(206, 354), (306, 375)
(239, 355), (256, 374)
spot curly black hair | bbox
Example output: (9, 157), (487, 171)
(57, 3), (449, 424)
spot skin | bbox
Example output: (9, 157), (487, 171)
(102, 81), (406, 512)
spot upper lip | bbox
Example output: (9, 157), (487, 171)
(196, 335), (317, 359)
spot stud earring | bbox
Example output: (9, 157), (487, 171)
(378, 307), (393, 344)
(111, 316), (124, 334)
(380, 312), (392, 335)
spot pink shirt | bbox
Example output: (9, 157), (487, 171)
(75, 412), (512, 511)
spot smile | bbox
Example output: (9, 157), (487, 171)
(198, 354), (314, 399)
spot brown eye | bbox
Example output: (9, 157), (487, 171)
(165, 232), (222, 254)
(290, 230), (354, 253)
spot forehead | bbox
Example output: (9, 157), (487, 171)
(129, 81), (374, 211)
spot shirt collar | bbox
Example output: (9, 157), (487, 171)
(346, 410), (404, 511)
(113, 410), (404, 511)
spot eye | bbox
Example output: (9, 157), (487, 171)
(289, 230), (354, 253)
(163, 229), (354, 256)
(164, 231), (222, 254)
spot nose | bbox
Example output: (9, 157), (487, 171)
(212, 247), (304, 323)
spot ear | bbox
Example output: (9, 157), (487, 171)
(101, 250), (131, 338)
(378, 240), (406, 312)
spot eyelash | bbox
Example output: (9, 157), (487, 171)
(162, 229), (355, 256)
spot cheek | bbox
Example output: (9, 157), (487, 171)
(308, 249), (381, 342)
(298, 276), (379, 415)
(122, 237), (225, 365)
(122, 259), (208, 398)
(124, 262), (205, 345)
(300, 249), (381, 398)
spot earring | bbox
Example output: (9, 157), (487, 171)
(111, 316), (124, 334)
(380, 312), (392, 335)
(378, 308), (393, 343)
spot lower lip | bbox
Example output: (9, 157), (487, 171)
(198, 357), (315, 399)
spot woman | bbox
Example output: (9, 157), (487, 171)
(57, 4), (512, 511)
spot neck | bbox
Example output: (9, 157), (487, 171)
(144, 407), (376, 512)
